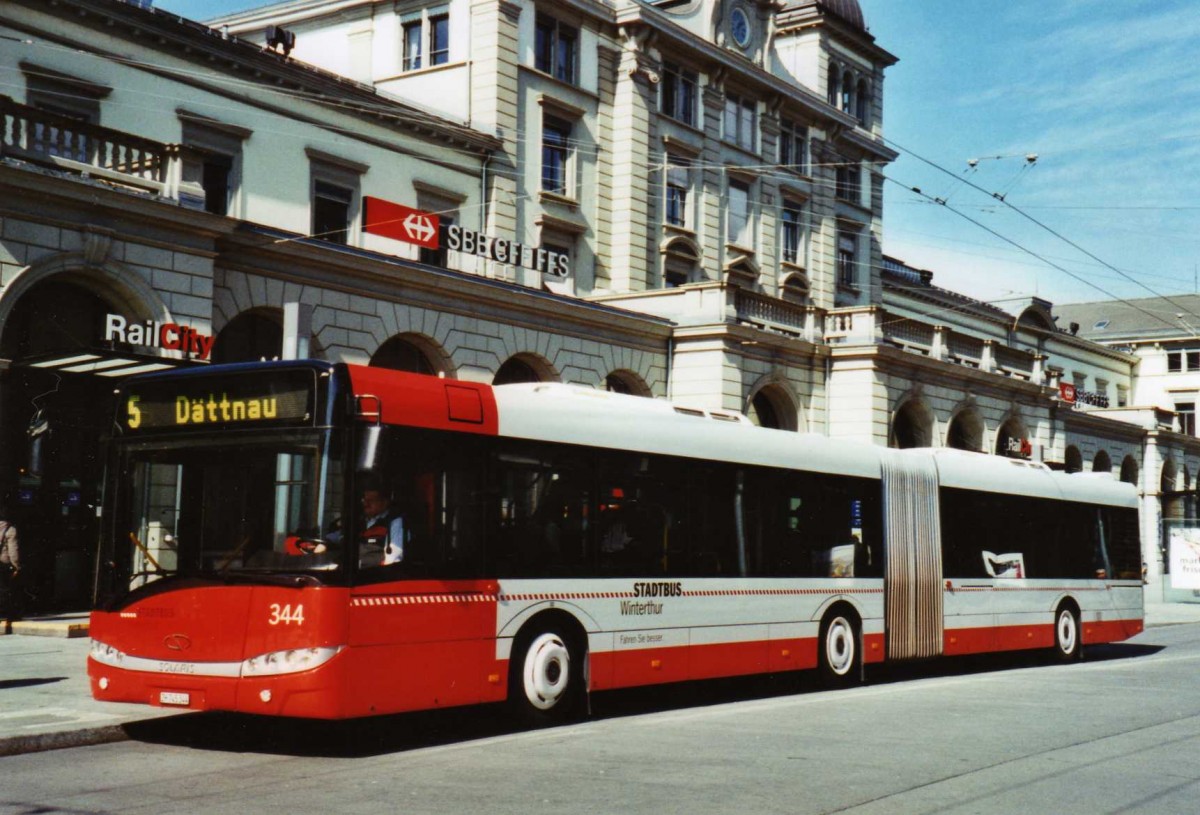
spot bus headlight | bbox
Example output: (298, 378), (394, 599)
(240, 646), (342, 677)
(90, 639), (127, 668)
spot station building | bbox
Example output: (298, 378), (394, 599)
(0, 0), (1193, 611)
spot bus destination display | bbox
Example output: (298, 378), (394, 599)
(121, 373), (314, 431)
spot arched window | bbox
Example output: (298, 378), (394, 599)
(662, 237), (701, 288)
(1093, 450), (1112, 473)
(1120, 455), (1139, 485)
(946, 409), (984, 452)
(605, 371), (651, 397)
(211, 308), (283, 364)
(827, 65), (841, 107)
(841, 70), (854, 114)
(780, 272), (810, 304)
(855, 78), (869, 124)
(370, 335), (437, 375)
(494, 354), (555, 385)
(891, 400), (933, 449)
(1064, 446), (1083, 474)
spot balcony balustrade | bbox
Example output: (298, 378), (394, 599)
(0, 95), (199, 203)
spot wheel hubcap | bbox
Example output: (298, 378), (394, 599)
(1058, 612), (1077, 654)
(523, 633), (570, 710)
(826, 617), (854, 675)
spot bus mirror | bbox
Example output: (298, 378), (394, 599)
(357, 425), (382, 472)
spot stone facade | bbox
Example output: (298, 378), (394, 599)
(1, 0), (1194, 609)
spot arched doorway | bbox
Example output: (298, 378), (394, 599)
(1093, 450), (1112, 473)
(746, 384), (797, 431)
(890, 399), (933, 448)
(211, 308), (283, 364)
(605, 370), (650, 397)
(946, 409), (985, 452)
(0, 278), (166, 610)
(995, 417), (1030, 459)
(1162, 459), (1185, 521)
(370, 334), (437, 375)
(494, 354), (554, 385)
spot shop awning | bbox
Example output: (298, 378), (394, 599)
(19, 351), (205, 377)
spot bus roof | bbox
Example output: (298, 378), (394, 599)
(923, 448), (1138, 508)
(492, 382), (882, 479)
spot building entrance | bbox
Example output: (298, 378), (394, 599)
(0, 279), (191, 612)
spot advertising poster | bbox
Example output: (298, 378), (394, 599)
(1169, 527), (1200, 590)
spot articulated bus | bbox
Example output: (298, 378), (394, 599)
(89, 361), (1144, 721)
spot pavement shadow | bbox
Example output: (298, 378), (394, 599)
(119, 641), (1166, 758)
(863, 641), (1165, 686)
(123, 705), (523, 758)
(0, 676), (67, 690)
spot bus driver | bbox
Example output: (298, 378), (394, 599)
(360, 487), (406, 567)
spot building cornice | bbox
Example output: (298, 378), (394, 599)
(6, 0), (500, 156)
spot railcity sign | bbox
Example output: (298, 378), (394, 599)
(105, 313), (215, 360)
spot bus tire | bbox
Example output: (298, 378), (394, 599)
(818, 609), (862, 687)
(509, 626), (584, 725)
(1053, 604), (1082, 661)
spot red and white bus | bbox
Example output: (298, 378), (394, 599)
(89, 361), (1144, 721)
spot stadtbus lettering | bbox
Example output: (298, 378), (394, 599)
(632, 581), (683, 598)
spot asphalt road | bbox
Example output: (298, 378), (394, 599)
(4, 624), (1200, 815)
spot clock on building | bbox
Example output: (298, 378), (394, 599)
(729, 6), (752, 49)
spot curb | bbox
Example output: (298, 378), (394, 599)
(8, 620), (90, 638)
(0, 724), (130, 758)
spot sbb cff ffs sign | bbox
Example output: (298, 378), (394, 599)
(362, 196), (570, 278)
(362, 197), (440, 249)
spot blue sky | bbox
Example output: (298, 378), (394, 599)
(154, 0), (1200, 308)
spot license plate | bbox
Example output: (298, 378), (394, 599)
(159, 691), (190, 706)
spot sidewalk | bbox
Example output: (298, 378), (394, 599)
(3, 602), (1200, 758)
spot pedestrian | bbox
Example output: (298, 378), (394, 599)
(0, 505), (19, 632)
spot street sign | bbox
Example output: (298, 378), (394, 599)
(363, 196), (440, 249)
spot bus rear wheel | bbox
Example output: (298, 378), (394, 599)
(818, 611), (862, 687)
(509, 627), (584, 724)
(1053, 605), (1082, 661)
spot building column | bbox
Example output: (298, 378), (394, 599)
(607, 27), (658, 291)
(282, 302), (312, 360)
(470, 0), (520, 280)
(1142, 433), (1165, 601)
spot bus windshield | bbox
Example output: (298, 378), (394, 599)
(103, 430), (345, 597)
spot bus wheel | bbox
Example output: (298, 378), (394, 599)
(818, 610), (861, 687)
(510, 627), (583, 724)
(1054, 605), (1082, 661)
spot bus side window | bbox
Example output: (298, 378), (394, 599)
(1104, 507), (1141, 580)
(941, 488), (990, 579)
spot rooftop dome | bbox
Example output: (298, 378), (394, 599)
(781, 0), (866, 31)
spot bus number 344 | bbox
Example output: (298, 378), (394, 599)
(268, 604), (305, 626)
